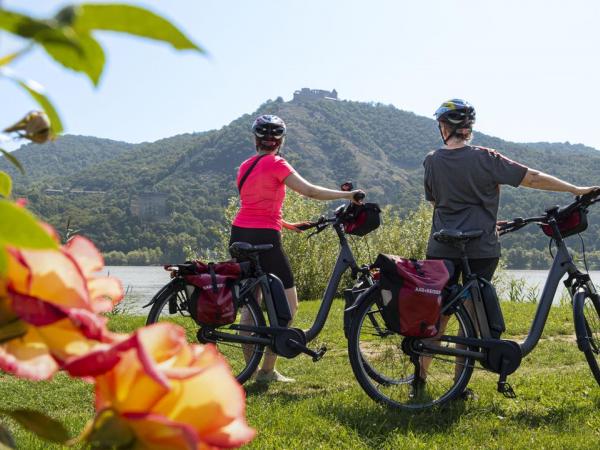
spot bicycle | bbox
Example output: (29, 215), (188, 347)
(346, 190), (600, 410)
(144, 192), (389, 384)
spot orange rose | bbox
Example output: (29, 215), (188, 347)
(65, 323), (255, 449)
(0, 235), (123, 380)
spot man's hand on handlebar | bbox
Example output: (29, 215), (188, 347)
(572, 186), (600, 196)
(348, 190), (365, 204)
(339, 181), (365, 205)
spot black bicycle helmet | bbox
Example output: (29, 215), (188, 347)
(252, 115), (286, 153)
(434, 99), (476, 144)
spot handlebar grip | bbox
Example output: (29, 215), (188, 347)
(353, 192), (365, 202)
(295, 222), (316, 231)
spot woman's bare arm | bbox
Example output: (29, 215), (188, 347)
(520, 169), (597, 195)
(284, 172), (360, 201)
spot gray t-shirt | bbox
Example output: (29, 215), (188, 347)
(424, 145), (528, 258)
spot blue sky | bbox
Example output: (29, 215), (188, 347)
(2, 0), (599, 150)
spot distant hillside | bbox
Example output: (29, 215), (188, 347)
(8, 96), (600, 266)
(1, 135), (137, 187)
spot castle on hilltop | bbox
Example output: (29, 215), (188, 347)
(293, 88), (338, 102)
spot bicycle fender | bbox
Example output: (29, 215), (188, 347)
(573, 290), (590, 352)
(142, 278), (181, 308)
(344, 283), (380, 313)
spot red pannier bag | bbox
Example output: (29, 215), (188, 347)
(374, 254), (453, 337)
(183, 261), (244, 326)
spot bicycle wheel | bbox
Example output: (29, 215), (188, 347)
(354, 289), (413, 386)
(348, 293), (475, 410)
(574, 290), (600, 385)
(146, 279), (265, 384)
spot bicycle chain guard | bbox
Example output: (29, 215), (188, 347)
(273, 328), (307, 358)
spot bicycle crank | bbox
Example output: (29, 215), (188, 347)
(272, 328), (327, 361)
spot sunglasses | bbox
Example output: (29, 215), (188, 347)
(254, 125), (286, 139)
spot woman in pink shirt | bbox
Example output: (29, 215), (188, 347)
(230, 114), (363, 383)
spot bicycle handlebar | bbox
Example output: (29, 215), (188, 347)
(353, 191), (366, 202)
(498, 189), (600, 236)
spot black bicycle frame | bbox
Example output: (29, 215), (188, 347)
(432, 219), (597, 361)
(211, 222), (361, 346)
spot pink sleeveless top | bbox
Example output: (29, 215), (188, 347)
(232, 154), (295, 231)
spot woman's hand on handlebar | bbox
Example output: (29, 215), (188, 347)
(282, 220), (313, 233)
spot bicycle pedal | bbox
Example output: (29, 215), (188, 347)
(497, 381), (517, 398)
(312, 345), (327, 362)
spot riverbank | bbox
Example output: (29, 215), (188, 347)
(104, 266), (599, 314)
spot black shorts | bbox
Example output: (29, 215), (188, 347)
(229, 226), (295, 289)
(426, 256), (499, 285)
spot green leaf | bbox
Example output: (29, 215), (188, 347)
(0, 69), (64, 135)
(0, 409), (70, 444)
(0, 10), (50, 39)
(0, 171), (12, 198)
(0, 422), (16, 449)
(0, 199), (58, 250)
(85, 409), (136, 449)
(0, 150), (23, 175)
(41, 32), (105, 85)
(0, 51), (23, 67)
(0, 10), (81, 52)
(74, 4), (203, 52)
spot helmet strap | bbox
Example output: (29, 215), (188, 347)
(438, 123), (451, 145)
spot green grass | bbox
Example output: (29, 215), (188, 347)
(2, 301), (600, 449)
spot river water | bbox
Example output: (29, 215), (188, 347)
(102, 266), (600, 315)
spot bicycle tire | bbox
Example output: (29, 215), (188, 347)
(347, 293), (476, 410)
(146, 279), (266, 384)
(353, 288), (413, 386)
(574, 290), (600, 385)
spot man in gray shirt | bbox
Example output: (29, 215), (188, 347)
(418, 99), (598, 401)
(425, 99), (597, 283)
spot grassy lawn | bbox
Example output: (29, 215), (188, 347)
(2, 301), (600, 449)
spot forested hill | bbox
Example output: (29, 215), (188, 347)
(4, 96), (600, 267)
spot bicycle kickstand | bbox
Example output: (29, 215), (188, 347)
(497, 358), (517, 399)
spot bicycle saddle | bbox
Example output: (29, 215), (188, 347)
(433, 229), (484, 244)
(229, 241), (273, 258)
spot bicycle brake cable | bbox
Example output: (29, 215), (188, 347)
(579, 233), (589, 273)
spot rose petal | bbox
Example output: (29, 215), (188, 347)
(36, 318), (115, 363)
(96, 349), (169, 413)
(202, 417), (257, 448)
(0, 326), (58, 380)
(63, 236), (104, 277)
(8, 291), (66, 326)
(87, 277), (124, 312)
(66, 308), (114, 342)
(9, 248), (90, 309)
(152, 349), (251, 442)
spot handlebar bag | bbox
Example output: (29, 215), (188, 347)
(540, 207), (588, 238)
(343, 203), (382, 236)
(374, 254), (452, 337)
(184, 261), (244, 326)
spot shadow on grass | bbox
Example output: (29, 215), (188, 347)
(511, 404), (597, 428)
(319, 399), (466, 442)
(245, 382), (329, 403)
